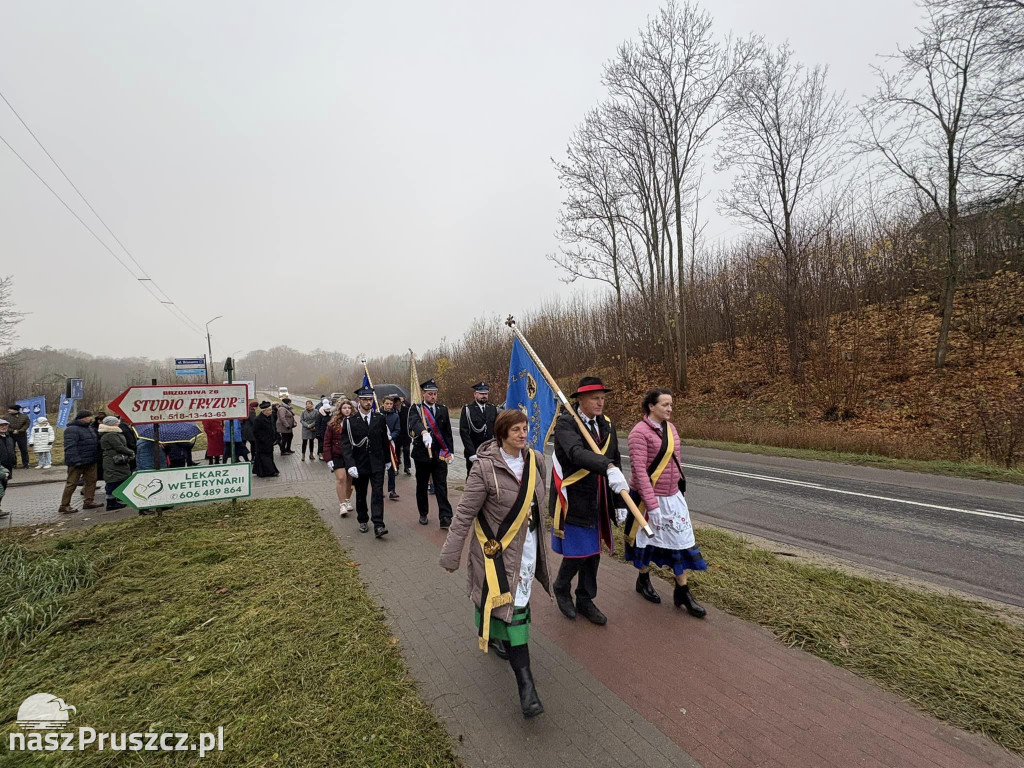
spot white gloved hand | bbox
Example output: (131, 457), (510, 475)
(422, 431), (433, 450)
(605, 465), (629, 494)
(347, 467), (359, 479)
(327, 460), (335, 471)
(469, 454), (478, 462)
(616, 508), (628, 524)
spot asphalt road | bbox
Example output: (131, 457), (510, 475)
(272, 392), (1024, 607)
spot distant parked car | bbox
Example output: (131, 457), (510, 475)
(329, 392), (344, 403)
(278, 386), (289, 398)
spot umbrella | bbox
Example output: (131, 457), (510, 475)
(372, 383), (408, 400)
(133, 423), (202, 443)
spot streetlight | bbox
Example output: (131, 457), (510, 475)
(205, 315), (223, 384)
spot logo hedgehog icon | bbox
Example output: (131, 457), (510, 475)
(17, 694), (77, 730)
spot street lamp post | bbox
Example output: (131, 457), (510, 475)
(205, 315), (223, 384)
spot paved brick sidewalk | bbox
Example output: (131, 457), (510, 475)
(6, 448), (1022, 767)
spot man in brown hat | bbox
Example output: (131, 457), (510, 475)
(549, 377), (629, 625)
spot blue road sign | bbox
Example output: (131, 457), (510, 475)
(175, 357), (206, 367)
(175, 368), (207, 377)
(67, 378), (84, 400)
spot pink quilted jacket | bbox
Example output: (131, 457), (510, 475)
(627, 417), (683, 510)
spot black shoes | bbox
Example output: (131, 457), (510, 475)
(403, 468), (411, 476)
(374, 524), (388, 538)
(418, 515), (428, 525)
(554, 589), (576, 620)
(513, 665), (544, 718)
(636, 572), (661, 604)
(359, 523), (369, 533)
(576, 601), (607, 625)
(488, 639), (510, 659)
(388, 492), (400, 500)
(674, 584), (707, 618)
(105, 500), (126, 511)
(439, 518), (451, 530)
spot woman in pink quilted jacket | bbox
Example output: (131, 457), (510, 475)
(625, 388), (707, 617)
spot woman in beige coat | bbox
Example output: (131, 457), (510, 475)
(440, 408), (550, 718)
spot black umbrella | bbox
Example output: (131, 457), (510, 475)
(371, 383), (409, 400)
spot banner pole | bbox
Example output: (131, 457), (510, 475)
(504, 316), (652, 537)
(361, 356), (397, 471)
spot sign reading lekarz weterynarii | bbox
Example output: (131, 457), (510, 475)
(108, 384), (249, 424)
(115, 464), (252, 509)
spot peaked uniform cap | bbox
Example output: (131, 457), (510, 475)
(354, 385), (375, 398)
(471, 382), (490, 392)
(570, 376), (612, 398)
(420, 379), (439, 392)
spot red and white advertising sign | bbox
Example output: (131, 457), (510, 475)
(108, 384), (249, 425)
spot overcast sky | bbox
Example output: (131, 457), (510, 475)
(1, 0), (922, 361)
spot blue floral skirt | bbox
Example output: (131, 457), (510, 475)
(625, 543), (707, 576)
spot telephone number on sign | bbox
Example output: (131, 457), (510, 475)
(164, 411), (229, 421)
(171, 488), (242, 501)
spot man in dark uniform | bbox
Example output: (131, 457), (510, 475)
(407, 378), (455, 528)
(458, 382), (498, 474)
(340, 386), (392, 538)
(550, 377), (629, 625)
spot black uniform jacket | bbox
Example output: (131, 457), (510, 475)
(408, 402), (454, 462)
(459, 402), (497, 458)
(339, 411), (392, 474)
(549, 410), (624, 529)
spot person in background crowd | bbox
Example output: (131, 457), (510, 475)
(408, 379), (455, 528)
(340, 386), (390, 537)
(323, 400), (355, 515)
(90, 410), (108, 484)
(223, 416), (249, 462)
(625, 388), (707, 617)
(59, 410), (104, 515)
(252, 402), (280, 477)
(549, 377), (628, 626)
(0, 419), (16, 517)
(244, 400), (258, 460)
(300, 400), (318, 461)
(459, 382), (498, 474)
(118, 417), (138, 473)
(277, 398), (297, 455)
(394, 395), (412, 475)
(30, 416), (55, 469)
(6, 405), (30, 469)
(203, 418), (225, 465)
(440, 408), (550, 718)
(166, 435), (197, 468)
(382, 396), (401, 500)
(314, 402), (331, 461)
(98, 415), (134, 511)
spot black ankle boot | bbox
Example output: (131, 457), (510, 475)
(489, 639), (510, 660)
(512, 664), (544, 718)
(674, 584), (707, 618)
(635, 572), (662, 604)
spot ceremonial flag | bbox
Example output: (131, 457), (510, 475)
(506, 336), (559, 453)
(361, 371), (378, 412)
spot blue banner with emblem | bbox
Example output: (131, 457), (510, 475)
(16, 396), (46, 429)
(506, 337), (559, 452)
(57, 395), (75, 429)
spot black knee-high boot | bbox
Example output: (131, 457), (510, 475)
(507, 644), (543, 718)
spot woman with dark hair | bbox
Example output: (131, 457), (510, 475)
(439, 408), (550, 718)
(624, 388), (707, 617)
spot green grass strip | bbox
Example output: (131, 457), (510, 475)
(631, 527), (1024, 755)
(0, 498), (458, 767)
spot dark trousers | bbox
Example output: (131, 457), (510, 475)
(223, 441), (249, 462)
(465, 458), (475, 475)
(415, 458), (451, 522)
(554, 554), (600, 606)
(400, 442), (411, 470)
(302, 438), (315, 456)
(387, 463), (397, 493)
(13, 433), (29, 467)
(353, 469), (385, 526)
(279, 433), (293, 453)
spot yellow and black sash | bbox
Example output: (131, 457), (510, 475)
(474, 449), (538, 652)
(552, 416), (612, 539)
(624, 422), (674, 546)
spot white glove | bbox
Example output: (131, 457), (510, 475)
(327, 460), (335, 471)
(347, 467), (359, 478)
(469, 454), (478, 462)
(616, 508), (628, 524)
(606, 465), (629, 494)
(422, 431), (432, 450)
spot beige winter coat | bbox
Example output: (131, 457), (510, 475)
(439, 438), (551, 622)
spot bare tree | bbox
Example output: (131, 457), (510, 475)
(717, 43), (849, 377)
(861, 8), (1000, 368)
(0, 276), (24, 352)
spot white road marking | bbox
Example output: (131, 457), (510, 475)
(681, 463), (1024, 524)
